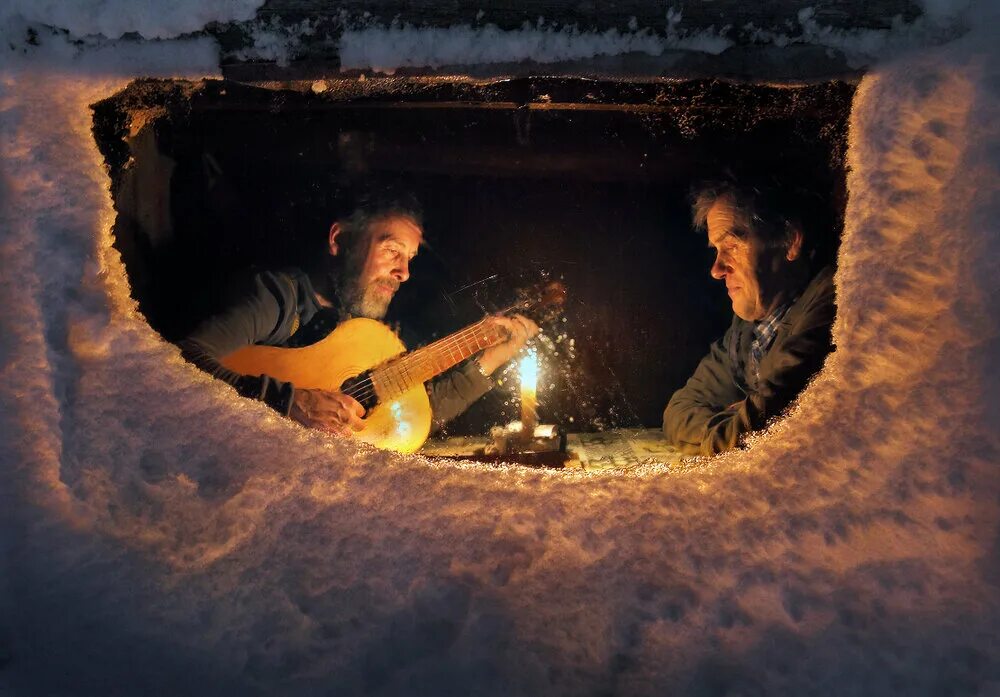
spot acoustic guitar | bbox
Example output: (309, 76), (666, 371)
(220, 282), (566, 453)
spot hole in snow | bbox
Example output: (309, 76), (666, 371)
(93, 76), (850, 463)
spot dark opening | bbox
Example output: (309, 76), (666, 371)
(93, 77), (851, 436)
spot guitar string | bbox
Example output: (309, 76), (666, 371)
(341, 320), (502, 404)
(337, 293), (555, 404)
(341, 321), (498, 403)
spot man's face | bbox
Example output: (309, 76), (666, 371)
(345, 214), (422, 320)
(706, 197), (792, 322)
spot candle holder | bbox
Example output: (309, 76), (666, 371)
(482, 349), (566, 466)
(483, 421), (567, 465)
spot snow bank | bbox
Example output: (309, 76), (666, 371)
(338, 21), (731, 74)
(1, 3), (999, 696)
(337, 2), (974, 74)
(1, 0), (263, 40)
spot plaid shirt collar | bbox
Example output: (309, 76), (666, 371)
(746, 300), (794, 385)
(754, 303), (790, 348)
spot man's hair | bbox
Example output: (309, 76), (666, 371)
(310, 183), (423, 308)
(334, 185), (424, 253)
(690, 173), (833, 265)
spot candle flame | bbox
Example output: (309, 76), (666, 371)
(519, 350), (537, 392)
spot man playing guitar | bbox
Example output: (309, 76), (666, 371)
(179, 187), (538, 445)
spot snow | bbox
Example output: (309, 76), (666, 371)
(231, 16), (318, 67)
(918, 0), (976, 19)
(1, 1), (999, 695)
(1, 0), (263, 40)
(336, 2), (974, 75)
(339, 21), (731, 74)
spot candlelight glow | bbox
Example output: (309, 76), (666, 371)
(518, 350), (538, 392)
(519, 349), (539, 436)
(2, 3), (998, 692)
(390, 400), (411, 437)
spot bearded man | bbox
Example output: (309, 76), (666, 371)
(663, 178), (837, 456)
(179, 189), (537, 436)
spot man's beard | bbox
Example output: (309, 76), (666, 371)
(344, 277), (399, 320)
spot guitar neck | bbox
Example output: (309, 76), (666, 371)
(371, 319), (506, 400)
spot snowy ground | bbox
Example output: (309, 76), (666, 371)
(1, 2), (998, 695)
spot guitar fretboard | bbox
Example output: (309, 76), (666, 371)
(371, 319), (507, 399)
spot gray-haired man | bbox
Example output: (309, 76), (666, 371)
(663, 179), (837, 455)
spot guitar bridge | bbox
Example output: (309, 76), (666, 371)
(340, 371), (379, 416)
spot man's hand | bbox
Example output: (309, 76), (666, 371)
(477, 314), (540, 375)
(290, 388), (365, 436)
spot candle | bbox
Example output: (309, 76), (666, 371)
(519, 349), (538, 438)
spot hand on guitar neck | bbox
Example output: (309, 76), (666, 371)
(474, 313), (540, 375)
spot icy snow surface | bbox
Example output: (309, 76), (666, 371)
(337, 1), (974, 74)
(338, 21), (731, 74)
(2, 2), (1000, 696)
(1, 0), (263, 40)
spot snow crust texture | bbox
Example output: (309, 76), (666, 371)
(338, 22), (731, 74)
(335, 3), (973, 74)
(1, 6), (999, 697)
(1, 0), (263, 40)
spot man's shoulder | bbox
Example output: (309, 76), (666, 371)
(789, 265), (836, 316)
(780, 265), (837, 339)
(253, 266), (310, 287)
(802, 265), (836, 302)
(238, 267), (313, 302)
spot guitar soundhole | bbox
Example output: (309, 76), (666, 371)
(340, 371), (379, 415)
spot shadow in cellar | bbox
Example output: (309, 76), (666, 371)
(94, 77), (851, 437)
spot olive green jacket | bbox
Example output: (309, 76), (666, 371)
(663, 266), (836, 456)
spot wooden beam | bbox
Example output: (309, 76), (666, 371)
(221, 46), (865, 85)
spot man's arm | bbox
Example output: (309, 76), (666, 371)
(427, 314), (539, 430)
(663, 328), (747, 456)
(428, 360), (494, 430)
(179, 270), (366, 434)
(178, 271), (299, 414)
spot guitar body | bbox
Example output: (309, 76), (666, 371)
(221, 318), (432, 453)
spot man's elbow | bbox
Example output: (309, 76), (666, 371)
(662, 393), (744, 456)
(662, 390), (694, 446)
(663, 410), (707, 457)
